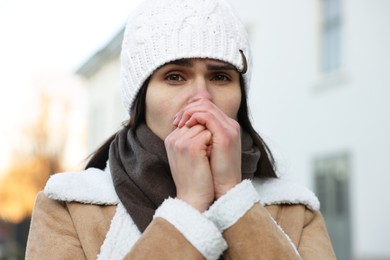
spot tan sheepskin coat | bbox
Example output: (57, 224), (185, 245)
(26, 168), (336, 259)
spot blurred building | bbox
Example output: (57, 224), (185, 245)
(77, 0), (390, 259)
(77, 28), (128, 152)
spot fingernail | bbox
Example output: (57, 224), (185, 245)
(173, 116), (179, 125)
(178, 118), (184, 127)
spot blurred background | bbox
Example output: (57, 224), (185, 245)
(0, 0), (389, 259)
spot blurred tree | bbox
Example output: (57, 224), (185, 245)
(0, 156), (60, 223)
(0, 88), (66, 224)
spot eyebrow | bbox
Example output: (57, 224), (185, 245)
(167, 59), (237, 71)
(206, 64), (237, 71)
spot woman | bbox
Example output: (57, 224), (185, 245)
(26, 0), (336, 259)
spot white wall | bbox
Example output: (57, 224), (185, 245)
(87, 57), (128, 152)
(230, 0), (390, 258)
(346, 1), (390, 257)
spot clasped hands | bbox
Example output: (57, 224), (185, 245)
(164, 99), (242, 212)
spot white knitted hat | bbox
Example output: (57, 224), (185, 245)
(120, 0), (252, 113)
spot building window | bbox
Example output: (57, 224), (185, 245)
(314, 152), (351, 259)
(321, 0), (343, 73)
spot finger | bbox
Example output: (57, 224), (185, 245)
(175, 99), (231, 128)
(185, 111), (240, 141)
(166, 124), (206, 145)
(178, 113), (192, 128)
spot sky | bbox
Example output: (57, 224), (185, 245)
(0, 0), (142, 171)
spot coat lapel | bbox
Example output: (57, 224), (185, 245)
(97, 202), (141, 259)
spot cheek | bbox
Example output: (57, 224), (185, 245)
(230, 95), (242, 118)
(219, 91), (242, 119)
(145, 91), (177, 139)
(145, 93), (160, 119)
(146, 93), (164, 123)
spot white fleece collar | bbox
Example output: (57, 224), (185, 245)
(44, 168), (319, 210)
(44, 167), (119, 205)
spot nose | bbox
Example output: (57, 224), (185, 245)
(187, 78), (212, 104)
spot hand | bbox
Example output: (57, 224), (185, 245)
(165, 124), (214, 212)
(173, 99), (242, 199)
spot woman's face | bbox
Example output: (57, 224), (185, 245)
(145, 58), (241, 140)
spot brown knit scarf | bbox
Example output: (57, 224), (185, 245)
(109, 123), (260, 232)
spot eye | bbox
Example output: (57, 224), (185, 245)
(165, 73), (184, 82)
(211, 73), (231, 82)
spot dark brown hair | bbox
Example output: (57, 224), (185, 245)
(85, 76), (277, 178)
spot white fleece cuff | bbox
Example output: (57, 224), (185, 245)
(154, 198), (227, 260)
(204, 180), (260, 231)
